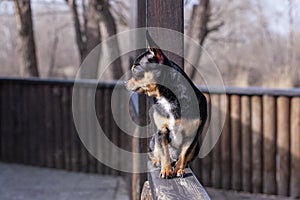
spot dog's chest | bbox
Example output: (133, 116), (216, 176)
(156, 98), (176, 129)
(154, 98), (182, 147)
(153, 97), (201, 145)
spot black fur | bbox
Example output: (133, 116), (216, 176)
(126, 32), (207, 178)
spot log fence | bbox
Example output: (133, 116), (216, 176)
(0, 78), (300, 198)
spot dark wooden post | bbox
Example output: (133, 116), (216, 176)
(130, 1), (148, 200)
(146, 0), (184, 67)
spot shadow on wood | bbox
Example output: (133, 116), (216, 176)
(141, 161), (210, 200)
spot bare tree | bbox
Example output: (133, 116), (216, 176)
(97, 0), (123, 80)
(287, 0), (297, 86)
(66, 0), (123, 80)
(186, 0), (223, 80)
(14, 0), (39, 77)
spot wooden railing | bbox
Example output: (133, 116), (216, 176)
(192, 86), (300, 198)
(0, 78), (299, 198)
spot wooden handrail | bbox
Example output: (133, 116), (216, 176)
(141, 161), (210, 200)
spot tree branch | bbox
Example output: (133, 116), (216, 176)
(207, 21), (224, 33)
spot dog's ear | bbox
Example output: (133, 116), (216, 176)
(146, 31), (164, 64)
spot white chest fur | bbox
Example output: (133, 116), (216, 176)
(157, 98), (175, 129)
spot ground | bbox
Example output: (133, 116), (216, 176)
(0, 162), (129, 200)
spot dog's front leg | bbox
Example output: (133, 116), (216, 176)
(157, 126), (173, 179)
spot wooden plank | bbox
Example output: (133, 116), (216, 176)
(290, 97), (300, 198)
(53, 86), (64, 169)
(1, 82), (9, 161)
(7, 82), (14, 162)
(276, 96), (290, 196)
(95, 87), (104, 173)
(70, 86), (80, 172)
(201, 128), (212, 187)
(44, 85), (55, 168)
(0, 82), (2, 160)
(85, 87), (96, 173)
(103, 88), (112, 174)
(62, 86), (71, 170)
(36, 84), (46, 166)
(230, 95), (241, 190)
(201, 93), (212, 187)
(78, 86), (88, 172)
(220, 95), (231, 189)
(12, 83), (21, 163)
(146, 0), (184, 67)
(141, 181), (153, 200)
(147, 162), (210, 200)
(241, 95), (251, 192)
(211, 95), (221, 188)
(251, 96), (263, 193)
(262, 95), (276, 194)
(110, 87), (120, 176)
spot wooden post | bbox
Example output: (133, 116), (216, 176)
(146, 0), (184, 67)
(211, 95), (221, 188)
(221, 95), (231, 189)
(230, 95), (241, 190)
(263, 95), (276, 194)
(241, 95), (251, 192)
(276, 96), (290, 196)
(201, 94), (212, 186)
(290, 97), (300, 198)
(130, 1), (147, 199)
(251, 96), (262, 193)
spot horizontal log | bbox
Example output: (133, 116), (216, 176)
(0, 78), (300, 97)
(147, 162), (210, 200)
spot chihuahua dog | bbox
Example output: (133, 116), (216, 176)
(126, 32), (207, 178)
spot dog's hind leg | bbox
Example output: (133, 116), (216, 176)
(174, 142), (199, 177)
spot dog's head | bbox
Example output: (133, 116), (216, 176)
(125, 32), (168, 97)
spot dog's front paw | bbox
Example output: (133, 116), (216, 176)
(174, 168), (185, 178)
(160, 165), (173, 179)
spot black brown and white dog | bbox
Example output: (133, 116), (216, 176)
(126, 32), (207, 179)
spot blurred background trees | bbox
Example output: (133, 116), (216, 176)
(13, 0), (39, 77)
(0, 0), (299, 88)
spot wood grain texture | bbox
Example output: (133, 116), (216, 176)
(290, 97), (300, 198)
(148, 162), (210, 200)
(211, 95), (221, 188)
(241, 95), (251, 192)
(141, 181), (153, 200)
(146, 0), (184, 67)
(276, 96), (290, 196)
(230, 95), (241, 190)
(220, 95), (231, 189)
(262, 95), (276, 194)
(251, 96), (262, 193)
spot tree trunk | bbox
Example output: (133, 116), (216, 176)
(186, 0), (210, 80)
(67, 0), (123, 80)
(14, 0), (39, 77)
(66, 0), (87, 61)
(97, 0), (123, 80)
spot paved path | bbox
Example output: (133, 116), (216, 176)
(0, 162), (129, 200)
(206, 188), (294, 200)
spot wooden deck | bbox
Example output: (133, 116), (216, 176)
(0, 162), (129, 200)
